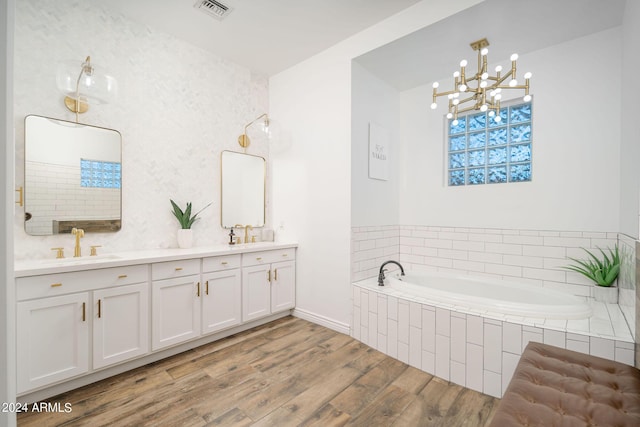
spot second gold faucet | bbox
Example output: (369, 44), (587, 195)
(72, 227), (84, 257)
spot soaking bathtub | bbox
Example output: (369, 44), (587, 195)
(385, 271), (592, 319)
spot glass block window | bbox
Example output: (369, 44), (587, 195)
(447, 101), (532, 186)
(80, 159), (121, 189)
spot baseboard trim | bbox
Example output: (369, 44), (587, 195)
(292, 308), (350, 335)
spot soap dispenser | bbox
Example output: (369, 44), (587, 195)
(228, 228), (236, 245)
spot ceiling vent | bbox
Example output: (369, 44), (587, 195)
(194, 0), (233, 20)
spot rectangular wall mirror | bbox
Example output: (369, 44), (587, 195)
(221, 150), (265, 228)
(24, 115), (122, 236)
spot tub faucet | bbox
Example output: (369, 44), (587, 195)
(378, 260), (405, 286)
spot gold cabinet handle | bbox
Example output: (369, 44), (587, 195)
(274, 269), (278, 281)
(282, 253), (288, 257)
(98, 299), (102, 318)
(16, 186), (23, 206)
(175, 267), (183, 271)
(267, 270), (271, 282)
(197, 282), (200, 297)
(221, 261), (228, 265)
(205, 280), (209, 295)
(82, 302), (86, 322)
(256, 257), (262, 261)
(118, 274), (128, 279)
(50, 283), (62, 288)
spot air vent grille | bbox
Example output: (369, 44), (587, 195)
(194, 0), (233, 20)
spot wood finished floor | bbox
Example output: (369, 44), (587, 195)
(17, 316), (500, 427)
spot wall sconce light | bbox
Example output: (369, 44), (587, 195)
(56, 56), (118, 122)
(238, 113), (269, 152)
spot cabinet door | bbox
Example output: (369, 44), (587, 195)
(242, 264), (271, 322)
(271, 260), (296, 313)
(152, 275), (201, 350)
(93, 283), (150, 369)
(17, 293), (89, 393)
(202, 269), (241, 334)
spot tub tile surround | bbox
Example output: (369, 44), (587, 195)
(352, 279), (634, 398)
(351, 225), (639, 394)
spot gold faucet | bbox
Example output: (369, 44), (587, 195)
(72, 227), (84, 257)
(244, 225), (253, 244)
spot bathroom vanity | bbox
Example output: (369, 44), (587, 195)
(14, 242), (296, 401)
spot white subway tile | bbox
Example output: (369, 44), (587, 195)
(352, 307), (361, 340)
(590, 337), (615, 360)
(502, 235), (544, 245)
(368, 292), (378, 314)
(483, 370), (502, 398)
(409, 326), (422, 368)
(387, 319), (398, 358)
(368, 313), (378, 348)
(398, 301), (410, 344)
(422, 350), (435, 374)
(566, 339), (589, 354)
(615, 347), (635, 366)
(466, 315), (484, 346)
(485, 242), (523, 255)
(522, 267), (565, 282)
(377, 333), (387, 353)
(398, 342), (409, 364)
(410, 302), (422, 327)
(353, 286), (361, 307)
(484, 322), (502, 373)
(424, 257), (454, 268)
(422, 308), (436, 353)
(400, 236), (425, 247)
(466, 343), (483, 392)
(451, 316), (466, 363)
(502, 322), (522, 355)
(485, 263), (522, 277)
(377, 296), (388, 335)
(468, 251), (503, 264)
(453, 240), (485, 252)
(543, 236), (591, 248)
(452, 260), (485, 273)
(543, 329), (566, 348)
(435, 334), (450, 381)
(501, 352), (521, 392)
(469, 233), (502, 243)
(450, 361), (466, 387)
(503, 255), (544, 268)
(439, 231), (469, 241)
(424, 238), (453, 249)
(388, 296), (398, 320)
(522, 245), (566, 258)
(436, 308), (451, 337)
(412, 246), (438, 257)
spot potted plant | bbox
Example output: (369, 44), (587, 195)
(170, 199), (211, 248)
(562, 245), (620, 303)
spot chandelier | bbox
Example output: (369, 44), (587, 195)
(430, 38), (531, 124)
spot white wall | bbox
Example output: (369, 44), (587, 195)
(270, 0), (484, 331)
(399, 28), (622, 232)
(620, 0), (640, 239)
(351, 62), (400, 226)
(1, 0), (16, 424)
(13, 0), (269, 259)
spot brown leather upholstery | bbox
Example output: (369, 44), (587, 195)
(488, 342), (640, 427)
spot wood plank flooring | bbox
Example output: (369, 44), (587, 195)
(17, 316), (500, 426)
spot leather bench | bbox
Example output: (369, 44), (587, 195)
(488, 342), (640, 427)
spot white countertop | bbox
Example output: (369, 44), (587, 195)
(14, 241), (298, 277)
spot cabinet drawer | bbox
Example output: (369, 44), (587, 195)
(202, 254), (241, 273)
(152, 259), (200, 280)
(16, 265), (148, 301)
(242, 248), (296, 267)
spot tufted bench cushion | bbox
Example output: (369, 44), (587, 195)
(488, 342), (640, 427)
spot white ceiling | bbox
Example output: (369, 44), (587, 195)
(355, 0), (626, 90)
(94, 0), (422, 76)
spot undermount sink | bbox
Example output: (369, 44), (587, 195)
(40, 254), (122, 265)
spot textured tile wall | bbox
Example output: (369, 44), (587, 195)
(353, 283), (635, 398)
(14, 0), (269, 259)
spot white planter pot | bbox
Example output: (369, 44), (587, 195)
(592, 285), (618, 304)
(177, 229), (193, 249)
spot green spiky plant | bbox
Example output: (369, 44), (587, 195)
(562, 245), (620, 287)
(170, 199), (211, 229)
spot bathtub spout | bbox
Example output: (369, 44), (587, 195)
(378, 260), (405, 286)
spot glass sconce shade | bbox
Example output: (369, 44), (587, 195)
(56, 59), (118, 105)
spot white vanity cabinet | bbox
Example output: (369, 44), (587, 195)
(151, 259), (201, 350)
(16, 265), (148, 394)
(242, 248), (296, 322)
(201, 254), (242, 334)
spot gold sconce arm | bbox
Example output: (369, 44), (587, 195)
(237, 113), (270, 152)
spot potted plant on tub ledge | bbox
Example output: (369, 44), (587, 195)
(170, 199), (211, 249)
(563, 245), (620, 303)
